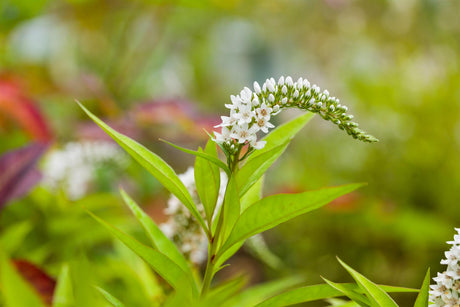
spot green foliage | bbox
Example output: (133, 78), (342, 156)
(78, 102), (207, 234)
(87, 210), (198, 299)
(119, 188), (192, 277)
(53, 264), (74, 307)
(220, 183), (364, 255)
(73, 104), (429, 307)
(96, 287), (126, 307)
(413, 269), (430, 307)
(337, 258), (398, 306)
(194, 140), (221, 224)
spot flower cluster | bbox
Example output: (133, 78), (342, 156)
(42, 141), (127, 200)
(213, 76), (378, 152)
(160, 167), (228, 264)
(430, 228), (460, 306)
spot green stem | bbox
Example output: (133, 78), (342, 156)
(201, 151), (239, 297)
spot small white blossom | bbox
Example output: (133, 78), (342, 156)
(268, 93), (275, 103)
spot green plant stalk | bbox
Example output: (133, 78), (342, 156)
(201, 147), (242, 297)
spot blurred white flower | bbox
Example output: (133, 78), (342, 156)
(160, 167), (228, 264)
(41, 141), (126, 200)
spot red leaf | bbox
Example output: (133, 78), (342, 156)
(0, 143), (48, 209)
(0, 78), (52, 142)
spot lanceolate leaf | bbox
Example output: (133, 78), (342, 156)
(321, 278), (369, 307)
(414, 268), (430, 307)
(337, 258), (398, 307)
(237, 142), (288, 197)
(221, 176), (241, 243)
(221, 183), (364, 254)
(52, 264), (74, 307)
(240, 175), (264, 212)
(195, 140), (221, 224)
(161, 138), (230, 175)
(78, 102), (207, 232)
(256, 283), (417, 307)
(119, 188), (192, 277)
(247, 112), (314, 161)
(87, 210), (198, 298)
(96, 287), (126, 307)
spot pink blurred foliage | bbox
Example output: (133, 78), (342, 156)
(0, 143), (48, 210)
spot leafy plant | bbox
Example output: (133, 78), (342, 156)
(71, 76), (426, 306)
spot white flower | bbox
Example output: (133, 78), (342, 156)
(234, 103), (255, 125)
(268, 94), (275, 103)
(231, 123), (258, 144)
(255, 116), (275, 133)
(256, 102), (273, 120)
(213, 126), (232, 143)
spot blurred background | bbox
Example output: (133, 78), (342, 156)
(1, 0), (460, 305)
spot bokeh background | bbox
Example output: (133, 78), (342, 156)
(1, 0), (460, 305)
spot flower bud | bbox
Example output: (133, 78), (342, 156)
(253, 81), (261, 94)
(278, 76), (285, 86)
(268, 94), (275, 103)
(281, 85), (288, 95)
(286, 76), (293, 87)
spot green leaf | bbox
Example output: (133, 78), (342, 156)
(337, 258), (398, 307)
(161, 138), (230, 175)
(52, 264), (74, 307)
(256, 283), (415, 307)
(119, 188), (192, 277)
(87, 210), (198, 298)
(221, 176), (241, 243)
(221, 183), (364, 254)
(248, 112), (314, 161)
(222, 276), (303, 307)
(78, 102), (207, 233)
(0, 253), (46, 307)
(321, 278), (369, 307)
(240, 175), (264, 212)
(201, 275), (248, 307)
(96, 287), (126, 307)
(413, 268), (430, 307)
(195, 140), (221, 223)
(237, 142), (288, 197)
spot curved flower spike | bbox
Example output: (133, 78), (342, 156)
(213, 76), (378, 153)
